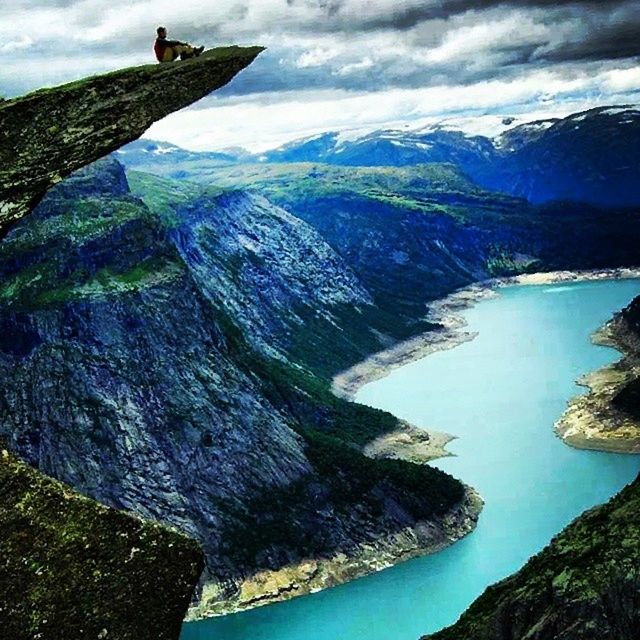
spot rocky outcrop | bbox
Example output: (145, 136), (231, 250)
(1, 447), (204, 640)
(555, 295), (640, 453)
(0, 48), (262, 636)
(0, 46), (263, 235)
(423, 474), (640, 640)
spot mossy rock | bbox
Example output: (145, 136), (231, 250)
(0, 449), (204, 640)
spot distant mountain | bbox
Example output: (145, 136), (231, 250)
(493, 118), (560, 152)
(120, 106), (640, 207)
(258, 132), (341, 163)
(116, 139), (243, 172)
(259, 127), (497, 177)
(478, 106), (640, 207)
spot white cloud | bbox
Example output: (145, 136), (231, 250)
(333, 57), (374, 76)
(144, 64), (639, 152)
(0, 36), (34, 53)
(295, 47), (340, 68)
(417, 10), (552, 66)
(604, 67), (640, 92)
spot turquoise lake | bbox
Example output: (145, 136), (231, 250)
(182, 279), (640, 640)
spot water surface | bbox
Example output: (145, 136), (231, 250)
(183, 279), (640, 640)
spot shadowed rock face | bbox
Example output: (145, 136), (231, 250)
(0, 46), (263, 235)
(0, 49), (261, 636)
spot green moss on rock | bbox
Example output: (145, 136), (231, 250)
(0, 46), (263, 235)
(0, 448), (204, 640)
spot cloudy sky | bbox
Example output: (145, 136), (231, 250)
(2, 0), (639, 150)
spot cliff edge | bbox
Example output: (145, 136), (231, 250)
(0, 46), (263, 235)
(0, 47), (262, 637)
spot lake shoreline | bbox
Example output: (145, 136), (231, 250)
(187, 485), (482, 620)
(184, 271), (640, 638)
(333, 267), (640, 402)
(554, 312), (640, 454)
(332, 268), (640, 463)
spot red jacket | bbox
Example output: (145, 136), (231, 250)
(154, 37), (182, 62)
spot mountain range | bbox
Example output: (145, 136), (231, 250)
(121, 105), (640, 208)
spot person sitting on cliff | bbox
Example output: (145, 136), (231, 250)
(154, 27), (204, 63)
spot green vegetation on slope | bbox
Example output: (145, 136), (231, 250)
(136, 162), (518, 224)
(0, 448), (203, 640)
(222, 427), (465, 566)
(204, 302), (467, 570)
(127, 171), (210, 228)
(0, 187), (184, 311)
(424, 474), (640, 640)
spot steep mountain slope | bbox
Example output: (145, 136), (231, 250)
(423, 473), (640, 640)
(479, 106), (640, 206)
(0, 157), (478, 617)
(1, 448), (203, 640)
(0, 46), (263, 234)
(167, 162), (640, 328)
(128, 169), (441, 373)
(129, 171), (374, 362)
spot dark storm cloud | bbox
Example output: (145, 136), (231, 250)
(287, 0), (629, 32)
(537, 20), (640, 63)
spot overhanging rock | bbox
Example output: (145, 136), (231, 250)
(0, 45), (263, 235)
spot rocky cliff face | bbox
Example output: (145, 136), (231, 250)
(423, 474), (640, 640)
(0, 46), (262, 235)
(171, 162), (640, 330)
(0, 157), (476, 616)
(155, 181), (374, 359)
(128, 169), (439, 375)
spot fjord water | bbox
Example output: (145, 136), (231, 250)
(183, 279), (640, 640)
